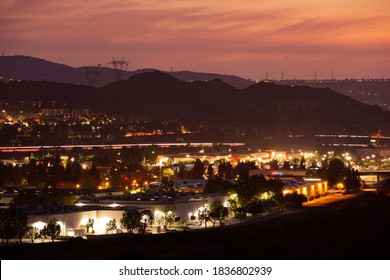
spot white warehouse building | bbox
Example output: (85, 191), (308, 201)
(28, 194), (228, 236)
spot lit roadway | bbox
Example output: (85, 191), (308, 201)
(0, 142), (245, 153)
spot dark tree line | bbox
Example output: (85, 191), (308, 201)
(0, 208), (29, 244)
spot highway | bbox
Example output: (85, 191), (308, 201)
(0, 142), (245, 152)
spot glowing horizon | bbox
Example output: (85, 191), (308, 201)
(1, 0), (389, 80)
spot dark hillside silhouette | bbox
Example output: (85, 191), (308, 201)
(1, 71), (390, 136)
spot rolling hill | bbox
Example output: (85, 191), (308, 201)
(0, 55), (254, 89)
(1, 70), (390, 136)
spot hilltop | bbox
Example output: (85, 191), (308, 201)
(0, 55), (254, 89)
(1, 71), (390, 137)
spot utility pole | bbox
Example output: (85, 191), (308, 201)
(84, 65), (101, 87)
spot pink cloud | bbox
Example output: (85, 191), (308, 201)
(1, 0), (389, 79)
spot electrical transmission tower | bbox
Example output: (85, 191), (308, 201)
(107, 57), (129, 81)
(84, 65), (101, 87)
(271, 103), (298, 138)
(300, 102), (317, 136)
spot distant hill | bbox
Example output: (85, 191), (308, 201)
(2, 71), (390, 136)
(0, 55), (254, 89)
(276, 79), (390, 110)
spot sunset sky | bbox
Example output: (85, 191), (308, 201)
(1, 0), (389, 80)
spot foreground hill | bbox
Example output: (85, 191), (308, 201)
(1, 71), (390, 136)
(1, 192), (389, 260)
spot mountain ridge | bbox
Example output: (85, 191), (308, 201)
(0, 55), (255, 89)
(1, 70), (388, 136)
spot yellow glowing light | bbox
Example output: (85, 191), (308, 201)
(130, 189), (141, 194)
(283, 189), (292, 195)
(32, 221), (46, 230)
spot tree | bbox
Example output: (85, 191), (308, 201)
(65, 159), (83, 185)
(262, 198), (277, 213)
(86, 218), (95, 233)
(42, 218), (61, 242)
(234, 161), (258, 182)
(246, 199), (264, 219)
(12, 209), (29, 243)
(161, 177), (176, 192)
(120, 209), (141, 234)
(207, 164), (214, 179)
(283, 192), (308, 208)
(198, 206), (210, 228)
(227, 197), (238, 216)
(269, 159), (279, 170)
(327, 158), (347, 187)
(11, 190), (40, 207)
(0, 208), (29, 244)
(209, 200), (229, 227)
(26, 226), (41, 243)
(382, 179), (390, 194)
(106, 219), (117, 234)
(177, 164), (187, 179)
(264, 178), (285, 205)
(282, 161), (291, 170)
(139, 209), (153, 235)
(344, 169), (361, 190)
(299, 156), (306, 170)
(204, 177), (234, 194)
(48, 154), (65, 187)
(235, 207), (247, 222)
(218, 161), (233, 179)
(235, 175), (265, 206)
(90, 164), (101, 186)
(164, 205), (177, 229)
(0, 124), (18, 145)
(192, 158), (205, 179)
(0, 209), (13, 244)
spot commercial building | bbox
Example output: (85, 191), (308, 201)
(27, 193), (228, 236)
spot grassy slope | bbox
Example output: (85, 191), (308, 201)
(1, 192), (389, 260)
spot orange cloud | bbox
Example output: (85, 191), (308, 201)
(1, 0), (389, 79)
